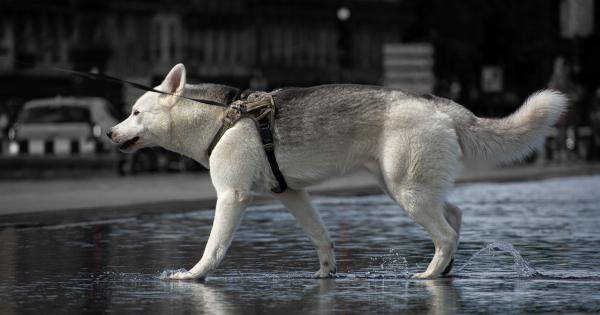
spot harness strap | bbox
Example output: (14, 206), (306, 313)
(207, 94), (288, 193)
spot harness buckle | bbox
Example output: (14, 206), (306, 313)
(230, 100), (246, 114)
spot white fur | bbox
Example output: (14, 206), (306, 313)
(109, 64), (568, 280)
(443, 90), (569, 163)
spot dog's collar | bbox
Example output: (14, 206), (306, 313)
(206, 93), (288, 193)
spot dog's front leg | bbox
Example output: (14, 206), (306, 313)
(169, 189), (250, 280)
(274, 189), (337, 278)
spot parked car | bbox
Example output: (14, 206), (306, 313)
(7, 97), (120, 156)
(6, 96), (205, 175)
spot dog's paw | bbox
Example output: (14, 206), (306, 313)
(410, 272), (434, 279)
(169, 270), (194, 280)
(163, 269), (202, 281)
(313, 265), (337, 278)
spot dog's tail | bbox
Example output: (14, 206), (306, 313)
(453, 90), (568, 163)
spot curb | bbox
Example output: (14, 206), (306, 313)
(2, 163), (599, 229)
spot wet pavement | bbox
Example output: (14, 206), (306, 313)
(1, 175), (600, 314)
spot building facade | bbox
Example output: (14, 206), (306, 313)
(1, 0), (598, 122)
(0, 0), (413, 116)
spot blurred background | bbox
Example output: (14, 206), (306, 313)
(3, 3), (600, 313)
(0, 0), (599, 178)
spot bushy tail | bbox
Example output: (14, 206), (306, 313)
(455, 90), (568, 163)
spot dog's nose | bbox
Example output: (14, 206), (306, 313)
(106, 130), (113, 140)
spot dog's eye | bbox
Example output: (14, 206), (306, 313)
(133, 110), (140, 116)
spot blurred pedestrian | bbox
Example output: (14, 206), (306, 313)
(0, 106), (9, 155)
(0, 114), (7, 134)
(590, 88), (600, 160)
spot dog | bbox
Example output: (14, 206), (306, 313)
(108, 63), (568, 280)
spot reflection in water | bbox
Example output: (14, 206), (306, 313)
(165, 281), (244, 315)
(160, 276), (462, 315)
(1, 175), (600, 313)
(163, 279), (337, 315)
(421, 279), (461, 315)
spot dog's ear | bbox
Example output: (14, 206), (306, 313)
(161, 63), (186, 96)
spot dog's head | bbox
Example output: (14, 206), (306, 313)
(107, 64), (187, 152)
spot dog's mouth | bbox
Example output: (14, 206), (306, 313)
(119, 136), (140, 151)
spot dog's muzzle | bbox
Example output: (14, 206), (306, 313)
(119, 136), (140, 151)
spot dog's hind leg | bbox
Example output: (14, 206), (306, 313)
(370, 160), (460, 276)
(379, 127), (460, 278)
(169, 189), (250, 280)
(441, 201), (462, 275)
(394, 186), (457, 279)
(273, 189), (337, 278)
(443, 202), (462, 237)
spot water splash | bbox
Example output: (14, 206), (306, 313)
(365, 248), (409, 279)
(455, 241), (540, 277)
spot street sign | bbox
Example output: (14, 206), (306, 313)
(560, 0), (595, 38)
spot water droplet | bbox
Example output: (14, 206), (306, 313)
(455, 241), (539, 277)
(366, 248), (409, 279)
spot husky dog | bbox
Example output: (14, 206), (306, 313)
(108, 64), (567, 280)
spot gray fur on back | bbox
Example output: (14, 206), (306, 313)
(272, 84), (409, 147)
(183, 83), (461, 152)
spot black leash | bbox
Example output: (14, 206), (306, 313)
(18, 62), (230, 108)
(54, 67), (230, 107)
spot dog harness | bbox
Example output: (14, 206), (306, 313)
(206, 93), (288, 193)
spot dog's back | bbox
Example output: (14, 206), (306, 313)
(271, 84), (412, 180)
(273, 84), (393, 145)
(271, 85), (568, 166)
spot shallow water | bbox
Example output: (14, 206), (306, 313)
(1, 175), (600, 314)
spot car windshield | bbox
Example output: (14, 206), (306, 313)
(19, 106), (91, 124)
